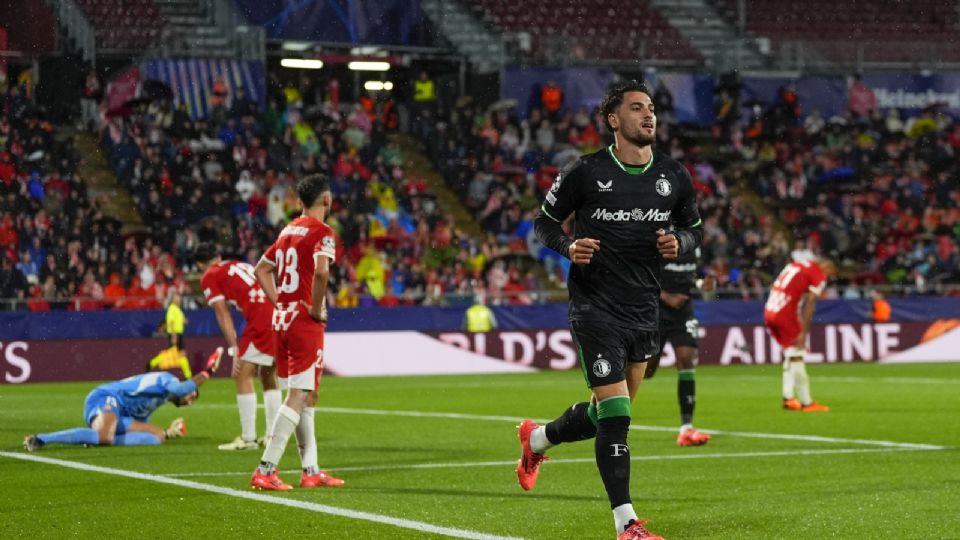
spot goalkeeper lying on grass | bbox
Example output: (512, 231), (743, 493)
(23, 348), (223, 451)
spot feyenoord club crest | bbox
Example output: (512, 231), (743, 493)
(655, 178), (671, 197)
(592, 354), (611, 378)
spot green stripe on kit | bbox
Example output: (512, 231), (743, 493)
(587, 402), (598, 427)
(577, 343), (590, 386)
(597, 396), (631, 419)
(678, 370), (696, 381)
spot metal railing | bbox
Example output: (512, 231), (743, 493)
(523, 32), (704, 68)
(203, 0), (265, 62)
(45, 0), (97, 65)
(158, 0), (265, 61)
(774, 40), (960, 72)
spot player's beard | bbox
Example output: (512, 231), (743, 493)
(622, 124), (656, 148)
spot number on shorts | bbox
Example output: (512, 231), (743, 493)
(274, 247), (300, 294)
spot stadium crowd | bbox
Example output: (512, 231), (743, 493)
(732, 91), (960, 296)
(0, 84), (153, 312)
(97, 73), (530, 310)
(423, 85), (777, 299)
(2, 71), (958, 311)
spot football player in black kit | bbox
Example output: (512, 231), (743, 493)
(515, 80), (703, 540)
(646, 247), (711, 447)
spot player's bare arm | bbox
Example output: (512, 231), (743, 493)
(795, 291), (818, 347)
(210, 299), (241, 375)
(568, 238), (600, 264)
(254, 259), (278, 306)
(309, 255), (331, 323)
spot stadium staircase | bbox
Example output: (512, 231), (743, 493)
(648, 0), (768, 71)
(395, 134), (485, 239)
(154, 0), (257, 59)
(396, 135), (564, 298)
(419, 0), (503, 74)
(154, 0), (231, 57)
(73, 132), (145, 235)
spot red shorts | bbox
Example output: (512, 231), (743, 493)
(274, 313), (325, 391)
(764, 311), (801, 348)
(239, 306), (276, 366)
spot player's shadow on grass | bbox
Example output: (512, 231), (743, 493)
(346, 485), (602, 502)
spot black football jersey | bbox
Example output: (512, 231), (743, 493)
(538, 146), (702, 330)
(661, 247), (700, 296)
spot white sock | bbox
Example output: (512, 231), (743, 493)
(260, 405), (300, 471)
(612, 503), (638, 534)
(791, 361), (812, 405)
(529, 426), (554, 454)
(295, 407), (318, 473)
(680, 423), (693, 434)
(236, 393), (257, 442)
(782, 360), (795, 400)
(262, 389), (282, 437)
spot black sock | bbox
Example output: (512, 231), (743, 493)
(595, 416), (632, 508)
(545, 402), (597, 445)
(678, 376), (696, 425)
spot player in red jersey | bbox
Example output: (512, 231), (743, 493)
(764, 257), (836, 412)
(250, 174), (344, 490)
(195, 243), (282, 451)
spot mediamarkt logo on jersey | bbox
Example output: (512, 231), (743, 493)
(590, 208), (671, 222)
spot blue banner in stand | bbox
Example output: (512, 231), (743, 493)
(739, 75), (848, 121)
(862, 73), (960, 117)
(645, 72), (716, 125)
(142, 59), (266, 120)
(501, 67), (616, 118)
(0, 298), (958, 341)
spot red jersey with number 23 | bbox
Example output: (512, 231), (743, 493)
(764, 260), (826, 323)
(262, 215), (336, 330)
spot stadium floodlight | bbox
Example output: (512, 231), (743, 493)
(364, 81), (394, 91)
(281, 58), (324, 69)
(281, 41), (312, 52)
(348, 61), (391, 71)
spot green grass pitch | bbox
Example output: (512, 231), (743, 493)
(2, 362), (958, 539)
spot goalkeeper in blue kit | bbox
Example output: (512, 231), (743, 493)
(23, 348), (223, 451)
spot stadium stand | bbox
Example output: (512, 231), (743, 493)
(0, 88), (149, 311)
(719, 0), (960, 64)
(97, 74), (519, 309)
(423, 91), (781, 299)
(468, 0), (703, 64)
(74, 0), (164, 50)
(737, 102), (960, 296)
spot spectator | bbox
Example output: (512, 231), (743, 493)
(540, 80), (563, 119)
(463, 293), (497, 333)
(848, 74), (876, 119)
(872, 291), (892, 322)
(80, 68), (102, 132)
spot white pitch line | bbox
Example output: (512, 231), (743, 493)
(0, 451), (522, 540)
(307, 406), (946, 451)
(162, 446), (938, 478)
(195, 405), (945, 450)
(729, 375), (960, 385)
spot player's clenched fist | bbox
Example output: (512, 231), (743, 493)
(656, 229), (680, 260)
(568, 238), (600, 264)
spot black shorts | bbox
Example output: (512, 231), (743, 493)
(658, 300), (699, 352)
(570, 320), (660, 388)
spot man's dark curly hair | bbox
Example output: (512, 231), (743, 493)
(599, 80), (652, 133)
